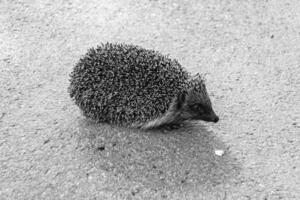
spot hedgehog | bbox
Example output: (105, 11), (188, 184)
(68, 43), (219, 129)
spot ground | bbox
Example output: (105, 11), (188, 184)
(1, 0), (300, 199)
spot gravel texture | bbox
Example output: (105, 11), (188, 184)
(1, 0), (300, 199)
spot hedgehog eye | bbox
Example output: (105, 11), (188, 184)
(190, 104), (203, 112)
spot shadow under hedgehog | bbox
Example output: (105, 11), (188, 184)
(68, 43), (219, 130)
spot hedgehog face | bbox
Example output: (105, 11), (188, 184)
(177, 75), (219, 123)
(184, 91), (219, 123)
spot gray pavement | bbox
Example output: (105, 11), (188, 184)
(1, 0), (299, 199)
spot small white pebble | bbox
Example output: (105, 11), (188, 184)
(215, 149), (224, 156)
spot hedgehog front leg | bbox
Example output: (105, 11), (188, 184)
(165, 123), (183, 130)
(139, 112), (180, 130)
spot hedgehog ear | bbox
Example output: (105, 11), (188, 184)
(176, 91), (187, 110)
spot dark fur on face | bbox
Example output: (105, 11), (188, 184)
(176, 74), (219, 123)
(133, 74), (218, 129)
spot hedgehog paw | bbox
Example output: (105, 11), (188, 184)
(164, 123), (183, 130)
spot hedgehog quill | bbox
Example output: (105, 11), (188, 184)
(68, 43), (219, 129)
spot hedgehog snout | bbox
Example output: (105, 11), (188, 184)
(209, 111), (219, 123)
(213, 115), (219, 123)
(201, 111), (219, 123)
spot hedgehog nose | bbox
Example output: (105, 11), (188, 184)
(213, 116), (219, 123)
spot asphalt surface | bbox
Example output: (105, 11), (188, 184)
(1, 0), (300, 199)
